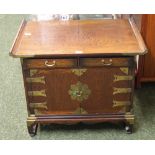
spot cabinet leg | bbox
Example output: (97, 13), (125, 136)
(125, 123), (133, 134)
(27, 120), (38, 137)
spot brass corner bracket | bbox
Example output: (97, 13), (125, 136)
(125, 112), (135, 125)
(27, 115), (37, 126)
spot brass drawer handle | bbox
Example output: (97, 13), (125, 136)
(101, 59), (112, 66)
(45, 60), (56, 67)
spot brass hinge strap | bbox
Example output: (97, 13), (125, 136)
(113, 100), (131, 107)
(114, 75), (133, 82)
(113, 87), (132, 95)
(26, 76), (45, 84)
(30, 102), (47, 110)
(28, 90), (46, 97)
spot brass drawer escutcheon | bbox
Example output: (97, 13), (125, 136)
(114, 75), (133, 82)
(113, 87), (132, 95)
(113, 100), (131, 107)
(30, 102), (48, 110)
(71, 69), (87, 76)
(28, 90), (46, 97)
(26, 76), (45, 84)
(68, 81), (91, 102)
(120, 67), (129, 75)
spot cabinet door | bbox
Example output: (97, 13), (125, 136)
(23, 58), (80, 115)
(79, 57), (135, 114)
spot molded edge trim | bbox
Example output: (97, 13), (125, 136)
(9, 19), (27, 57)
(129, 17), (148, 55)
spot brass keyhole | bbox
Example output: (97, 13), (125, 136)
(76, 90), (83, 97)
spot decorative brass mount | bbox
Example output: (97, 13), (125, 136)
(120, 67), (129, 75)
(74, 107), (88, 114)
(125, 112), (135, 124)
(30, 69), (38, 77)
(71, 69), (87, 76)
(27, 115), (37, 126)
(68, 81), (91, 102)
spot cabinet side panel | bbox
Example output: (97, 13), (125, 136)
(142, 15), (155, 78)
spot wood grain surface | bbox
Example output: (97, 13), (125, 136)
(11, 19), (146, 57)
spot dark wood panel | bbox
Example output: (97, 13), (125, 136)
(141, 15), (155, 78)
(79, 66), (134, 114)
(24, 67), (80, 115)
(134, 14), (155, 85)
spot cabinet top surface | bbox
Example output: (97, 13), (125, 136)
(10, 19), (147, 58)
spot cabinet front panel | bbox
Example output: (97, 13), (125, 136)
(23, 57), (135, 116)
(24, 68), (80, 115)
(79, 66), (134, 114)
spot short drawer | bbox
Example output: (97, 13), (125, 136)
(23, 58), (78, 69)
(80, 57), (135, 67)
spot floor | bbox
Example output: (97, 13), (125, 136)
(0, 14), (155, 139)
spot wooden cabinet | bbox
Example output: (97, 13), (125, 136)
(10, 19), (146, 136)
